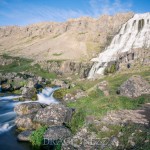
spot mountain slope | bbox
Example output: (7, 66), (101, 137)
(0, 13), (133, 61)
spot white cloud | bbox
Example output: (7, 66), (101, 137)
(89, 0), (132, 17)
(0, 0), (133, 25)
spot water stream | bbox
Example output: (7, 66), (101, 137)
(0, 87), (59, 150)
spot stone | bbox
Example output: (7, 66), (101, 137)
(34, 104), (73, 126)
(97, 81), (109, 96)
(1, 83), (12, 92)
(43, 126), (71, 141)
(15, 114), (40, 130)
(21, 87), (37, 100)
(17, 130), (33, 142)
(14, 102), (43, 115)
(117, 75), (150, 98)
(110, 136), (119, 147)
(51, 79), (69, 89)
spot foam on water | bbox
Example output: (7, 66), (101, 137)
(88, 13), (150, 78)
(37, 87), (59, 105)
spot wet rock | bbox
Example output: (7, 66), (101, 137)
(1, 83), (12, 92)
(117, 75), (150, 98)
(14, 102), (43, 115)
(17, 130), (33, 142)
(34, 104), (73, 126)
(43, 126), (71, 141)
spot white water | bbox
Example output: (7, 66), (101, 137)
(0, 87), (59, 134)
(37, 87), (59, 104)
(88, 13), (150, 78)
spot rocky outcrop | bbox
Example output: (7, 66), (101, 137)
(39, 60), (93, 78)
(34, 104), (73, 126)
(43, 126), (71, 141)
(117, 75), (150, 98)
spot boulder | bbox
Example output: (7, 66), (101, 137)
(14, 102), (43, 115)
(21, 87), (37, 100)
(118, 75), (150, 98)
(17, 130), (33, 142)
(51, 79), (69, 89)
(34, 104), (73, 126)
(1, 83), (12, 92)
(15, 114), (40, 130)
(43, 126), (71, 141)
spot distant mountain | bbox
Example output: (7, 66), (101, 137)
(0, 12), (133, 61)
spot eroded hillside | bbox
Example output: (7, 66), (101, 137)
(0, 12), (133, 61)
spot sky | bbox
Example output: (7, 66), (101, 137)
(0, 0), (150, 26)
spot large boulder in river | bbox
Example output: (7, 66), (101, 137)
(21, 87), (37, 100)
(14, 102), (43, 115)
(43, 126), (71, 141)
(17, 130), (33, 142)
(118, 75), (150, 98)
(34, 104), (74, 126)
(15, 114), (40, 130)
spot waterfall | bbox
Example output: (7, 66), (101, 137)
(37, 87), (59, 104)
(88, 13), (150, 78)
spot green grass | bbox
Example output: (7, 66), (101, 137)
(66, 69), (150, 133)
(52, 53), (63, 56)
(0, 55), (56, 79)
(29, 126), (47, 147)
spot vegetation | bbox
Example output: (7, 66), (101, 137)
(68, 108), (86, 134)
(0, 54), (56, 79)
(104, 64), (117, 75)
(53, 88), (68, 100)
(29, 126), (47, 147)
(53, 53), (63, 56)
(67, 69), (150, 133)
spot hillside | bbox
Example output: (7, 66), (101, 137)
(0, 12), (133, 61)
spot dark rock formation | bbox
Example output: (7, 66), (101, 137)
(39, 61), (93, 78)
(17, 130), (33, 142)
(117, 75), (150, 98)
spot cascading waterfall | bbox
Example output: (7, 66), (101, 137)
(88, 13), (150, 78)
(37, 87), (59, 104)
(0, 87), (59, 134)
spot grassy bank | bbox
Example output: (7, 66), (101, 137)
(0, 54), (56, 79)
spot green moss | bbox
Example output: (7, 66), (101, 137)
(53, 88), (68, 100)
(29, 126), (47, 147)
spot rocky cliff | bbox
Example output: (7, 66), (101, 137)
(0, 12), (133, 61)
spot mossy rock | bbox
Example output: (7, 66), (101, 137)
(53, 89), (68, 100)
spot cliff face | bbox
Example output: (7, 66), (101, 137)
(0, 12), (133, 61)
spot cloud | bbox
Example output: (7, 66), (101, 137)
(89, 0), (132, 17)
(0, 0), (133, 25)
